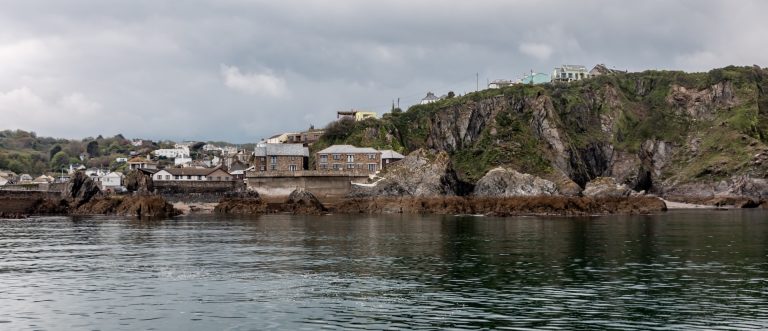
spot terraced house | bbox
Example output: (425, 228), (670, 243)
(252, 143), (309, 172)
(316, 145), (381, 173)
(152, 167), (233, 181)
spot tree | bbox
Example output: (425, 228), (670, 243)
(49, 145), (63, 161)
(447, 91), (455, 99)
(86, 140), (100, 157)
(50, 151), (69, 169)
(324, 118), (356, 142)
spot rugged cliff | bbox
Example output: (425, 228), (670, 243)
(317, 66), (768, 201)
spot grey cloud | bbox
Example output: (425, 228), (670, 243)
(1, 0), (766, 142)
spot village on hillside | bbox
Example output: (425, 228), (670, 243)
(0, 63), (625, 196)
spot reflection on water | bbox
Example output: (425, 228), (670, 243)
(1, 210), (768, 329)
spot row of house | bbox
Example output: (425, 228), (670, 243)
(245, 143), (404, 174)
(486, 63), (627, 89)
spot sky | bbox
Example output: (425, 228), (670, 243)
(1, 0), (767, 143)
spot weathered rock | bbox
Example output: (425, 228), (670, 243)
(349, 149), (461, 197)
(283, 188), (325, 214)
(124, 170), (154, 194)
(473, 167), (558, 197)
(214, 191), (267, 215)
(583, 177), (636, 198)
(62, 171), (101, 205)
(73, 196), (180, 217)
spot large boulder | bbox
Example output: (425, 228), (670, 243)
(62, 171), (101, 205)
(349, 149), (461, 197)
(214, 191), (267, 215)
(124, 170), (154, 194)
(582, 177), (636, 197)
(283, 188), (325, 214)
(473, 167), (558, 197)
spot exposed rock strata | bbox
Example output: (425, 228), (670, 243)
(473, 167), (558, 197)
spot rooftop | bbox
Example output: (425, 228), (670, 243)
(317, 145), (379, 154)
(254, 143), (309, 157)
(380, 150), (405, 159)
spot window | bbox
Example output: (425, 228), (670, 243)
(320, 164), (327, 170)
(333, 163), (340, 170)
(289, 164), (297, 171)
(368, 163), (377, 172)
(368, 153), (375, 159)
(155, 175), (161, 180)
(260, 165), (266, 171)
(568, 73), (573, 78)
(261, 157), (266, 162)
(165, 175), (170, 180)
(217, 176), (221, 181)
(320, 154), (328, 162)
(347, 155), (354, 162)
(271, 164), (276, 170)
(187, 175), (191, 180)
(332, 154), (340, 160)
(347, 163), (355, 169)
(270, 156), (277, 164)
(174, 175), (180, 180)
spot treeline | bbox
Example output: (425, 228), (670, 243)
(0, 130), (154, 175)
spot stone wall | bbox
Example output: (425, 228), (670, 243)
(154, 180), (246, 203)
(247, 172), (369, 199)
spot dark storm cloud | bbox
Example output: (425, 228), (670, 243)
(1, 0), (766, 142)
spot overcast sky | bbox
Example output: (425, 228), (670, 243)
(1, 0), (766, 142)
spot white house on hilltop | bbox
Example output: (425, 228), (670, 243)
(551, 65), (590, 83)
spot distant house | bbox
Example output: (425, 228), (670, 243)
(0, 170), (17, 179)
(266, 133), (290, 144)
(98, 172), (124, 190)
(115, 157), (128, 163)
(174, 155), (193, 166)
(551, 65), (590, 83)
(420, 92), (440, 105)
(253, 143), (309, 172)
(152, 167), (233, 182)
(316, 145), (381, 173)
(589, 64), (627, 77)
(32, 175), (54, 184)
(127, 156), (157, 170)
(379, 150), (405, 169)
(488, 80), (515, 89)
(68, 164), (87, 175)
(131, 139), (145, 147)
(337, 110), (378, 121)
(519, 72), (550, 85)
(153, 146), (190, 159)
(19, 174), (33, 183)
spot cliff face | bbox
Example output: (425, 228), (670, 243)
(321, 66), (768, 200)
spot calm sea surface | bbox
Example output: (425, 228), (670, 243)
(1, 210), (768, 330)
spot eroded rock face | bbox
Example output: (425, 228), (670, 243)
(73, 196), (180, 217)
(667, 82), (737, 119)
(473, 167), (558, 197)
(284, 189), (325, 214)
(62, 171), (101, 205)
(583, 177), (638, 198)
(349, 149), (461, 197)
(124, 170), (154, 194)
(214, 191), (266, 215)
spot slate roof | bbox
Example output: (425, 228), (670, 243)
(254, 143), (309, 157)
(317, 145), (379, 154)
(158, 167), (230, 177)
(380, 150), (405, 159)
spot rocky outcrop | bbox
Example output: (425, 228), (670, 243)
(62, 171), (102, 205)
(348, 149), (462, 197)
(124, 170), (154, 194)
(667, 81), (737, 119)
(582, 177), (638, 198)
(73, 196), (180, 217)
(333, 196), (667, 216)
(283, 189), (325, 214)
(473, 167), (558, 197)
(214, 191), (267, 215)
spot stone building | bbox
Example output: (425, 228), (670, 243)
(316, 145), (381, 173)
(253, 143), (309, 172)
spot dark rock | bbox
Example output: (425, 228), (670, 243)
(61, 171), (101, 205)
(284, 188), (325, 214)
(215, 191), (266, 215)
(124, 170), (154, 194)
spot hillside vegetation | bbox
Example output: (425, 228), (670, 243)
(312, 65), (768, 195)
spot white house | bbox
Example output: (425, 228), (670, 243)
(19, 174), (33, 183)
(420, 92), (440, 105)
(152, 167), (233, 181)
(116, 157), (128, 163)
(551, 65), (590, 83)
(99, 172), (124, 190)
(127, 156), (157, 170)
(174, 155), (193, 166)
(488, 79), (515, 89)
(154, 146), (190, 159)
